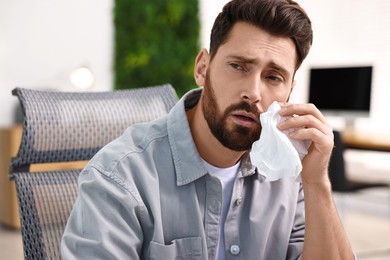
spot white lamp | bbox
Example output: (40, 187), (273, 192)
(70, 66), (95, 90)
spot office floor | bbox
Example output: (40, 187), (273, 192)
(0, 224), (23, 259)
(1, 150), (390, 259)
(336, 189), (390, 259)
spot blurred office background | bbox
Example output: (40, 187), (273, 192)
(1, 0), (390, 130)
(1, 0), (390, 259)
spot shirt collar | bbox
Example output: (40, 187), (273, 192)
(167, 88), (258, 186)
(167, 88), (208, 186)
(239, 153), (258, 178)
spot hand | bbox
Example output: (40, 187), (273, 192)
(277, 103), (334, 184)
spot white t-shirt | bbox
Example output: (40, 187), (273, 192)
(202, 159), (240, 260)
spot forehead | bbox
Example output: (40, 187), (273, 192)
(214, 22), (297, 72)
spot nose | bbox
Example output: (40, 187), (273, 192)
(240, 74), (261, 104)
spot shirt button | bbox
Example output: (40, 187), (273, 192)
(230, 244), (240, 255)
(235, 197), (243, 206)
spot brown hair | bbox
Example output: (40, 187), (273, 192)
(209, 0), (313, 70)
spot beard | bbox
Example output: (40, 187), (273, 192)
(202, 74), (262, 151)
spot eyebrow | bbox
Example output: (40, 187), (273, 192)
(227, 55), (260, 65)
(268, 62), (290, 78)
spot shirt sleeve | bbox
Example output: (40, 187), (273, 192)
(287, 183), (305, 259)
(61, 166), (145, 259)
(286, 184), (358, 260)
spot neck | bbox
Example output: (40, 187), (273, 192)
(186, 99), (246, 168)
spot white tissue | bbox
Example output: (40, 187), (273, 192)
(249, 101), (311, 182)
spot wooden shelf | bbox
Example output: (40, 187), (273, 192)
(0, 125), (22, 229)
(0, 125), (87, 229)
(342, 129), (390, 152)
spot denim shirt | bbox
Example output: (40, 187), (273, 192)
(61, 89), (305, 260)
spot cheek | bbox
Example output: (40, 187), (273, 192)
(265, 86), (292, 101)
(219, 92), (240, 113)
(261, 92), (291, 111)
(212, 92), (229, 113)
(208, 77), (236, 110)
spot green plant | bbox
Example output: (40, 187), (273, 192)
(114, 0), (200, 97)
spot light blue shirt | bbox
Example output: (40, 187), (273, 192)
(61, 88), (305, 259)
(203, 159), (240, 260)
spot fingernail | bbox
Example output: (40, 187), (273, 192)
(277, 121), (285, 128)
(278, 106), (287, 114)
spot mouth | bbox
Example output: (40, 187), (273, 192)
(231, 111), (260, 126)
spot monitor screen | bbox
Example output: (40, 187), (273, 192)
(308, 66), (372, 114)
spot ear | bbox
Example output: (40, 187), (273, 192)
(286, 80), (296, 102)
(194, 48), (210, 87)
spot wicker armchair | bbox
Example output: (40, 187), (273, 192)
(10, 85), (178, 260)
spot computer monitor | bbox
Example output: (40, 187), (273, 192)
(308, 66), (372, 127)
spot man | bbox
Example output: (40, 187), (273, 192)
(62, 0), (354, 259)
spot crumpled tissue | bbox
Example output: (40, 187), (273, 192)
(249, 101), (312, 182)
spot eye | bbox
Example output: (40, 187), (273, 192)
(229, 62), (245, 71)
(267, 75), (283, 82)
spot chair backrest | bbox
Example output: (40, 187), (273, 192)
(10, 85), (178, 260)
(328, 130), (349, 191)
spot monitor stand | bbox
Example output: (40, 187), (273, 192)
(344, 117), (356, 130)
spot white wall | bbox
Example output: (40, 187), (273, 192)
(0, 0), (114, 127)
(199, 0), (229, 50)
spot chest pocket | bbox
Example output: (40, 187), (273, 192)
(149, 237), (202, 260)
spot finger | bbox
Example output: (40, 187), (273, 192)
(278, 114), (330, 136)
(279, 103), (327, 126)
(288, 126), (332, 142)
(289, 127), (334, 154)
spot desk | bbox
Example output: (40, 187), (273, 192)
(342, 129), (390, 152)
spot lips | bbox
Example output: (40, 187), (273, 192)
(232, 111), (260, 124)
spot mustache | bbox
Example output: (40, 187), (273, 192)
(225, 101), (261, 118)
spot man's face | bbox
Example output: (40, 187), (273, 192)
(196, 22), (297, 151)
(202, 71), (262, 151)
